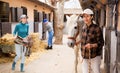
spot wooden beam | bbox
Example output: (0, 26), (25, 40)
(94, 0), (105, 8)
(117, 1), (120, 31)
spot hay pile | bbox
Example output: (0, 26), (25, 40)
(0, 33), (47, 64)
(0, 57), (13, 64)
(29, 33), (47, 52)
(0, 33), (15, 54)
(0, 33), (14, 45)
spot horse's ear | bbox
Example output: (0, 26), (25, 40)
(66, 15), (70, 20)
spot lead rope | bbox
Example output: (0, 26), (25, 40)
(81, 47), (91, 73)
(88, 49), (91, 73)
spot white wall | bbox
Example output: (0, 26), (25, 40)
(39, 22), (43, 39)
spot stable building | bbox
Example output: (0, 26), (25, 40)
(0, 0), (54, 39)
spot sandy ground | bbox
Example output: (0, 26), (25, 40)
(25, 35), (82, 73)
(0, 35), (82, 73)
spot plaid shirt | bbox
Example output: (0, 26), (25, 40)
(81, 23), (104, 59)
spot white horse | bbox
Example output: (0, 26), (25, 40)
(66, 14), (84, 73)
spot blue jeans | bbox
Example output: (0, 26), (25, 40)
(48, 31), (53, 46)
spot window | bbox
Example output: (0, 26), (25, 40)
(43, 12), (47, 19)
(47, 13), (50, 22)
(11, 7), (17, 22)
(11, 7), (27, 22)
(38, 12), (43, 22)
(16, 8), (23, 22)
(21, 6), (27, 15)
(34, 10), (39, 22)
(11, 7), (23, 22)
(0, 1), (9, 22)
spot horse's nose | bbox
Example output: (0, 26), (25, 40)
(71, 43), (73, 46)
(74, 26), (77, 29)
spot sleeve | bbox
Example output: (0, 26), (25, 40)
(13, 24), (18, 36)
(96, 27), (104, 49)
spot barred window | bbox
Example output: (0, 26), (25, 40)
(0, 1), (9, 22)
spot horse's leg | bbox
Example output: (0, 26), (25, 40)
(74, 45), (79, 73)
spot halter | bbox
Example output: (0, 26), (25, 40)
(68, 31), (79, 41)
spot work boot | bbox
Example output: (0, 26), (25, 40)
(49, 46), (52, 49)
(45, 46), (50, 50)
(20, 63), (25, 72)
(12, 61), (16, 70)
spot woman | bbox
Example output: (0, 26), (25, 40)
(12, 14), (29, 72)
(43, 19), (54, 50)
(81, 9), (104, 73)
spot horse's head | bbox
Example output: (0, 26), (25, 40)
(66, 15), (79, 47)
(66, 14), (84, 48)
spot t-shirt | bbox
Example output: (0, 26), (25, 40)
(46, 23), (53, 32)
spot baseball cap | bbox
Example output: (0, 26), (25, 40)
(43, 19), (48, 23)
(82, 8), (94, 15)
(20, 14), (28, 19)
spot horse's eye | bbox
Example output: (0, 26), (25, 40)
(74, 26), (77, 29)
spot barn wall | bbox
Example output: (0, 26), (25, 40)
(0, 0), (52, 22)
(0, 0), (53, 39)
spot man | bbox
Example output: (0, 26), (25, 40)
(81, 8), (104, 73)
(43, 19), (54, 49)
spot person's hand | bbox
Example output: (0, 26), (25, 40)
(12, 36), (16, 40)
(85, 43), (91, 49)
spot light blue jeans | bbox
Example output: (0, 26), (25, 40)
(14, 44), (26, 63)
(48, 31), (53, 46)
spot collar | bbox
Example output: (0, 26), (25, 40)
(85, 22), (94, 29)
(20, 22), (26, 25)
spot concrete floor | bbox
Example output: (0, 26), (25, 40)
(25, 35), (82, 73)
(0, 35), (82, 73)
(0, 35), (107, 73)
